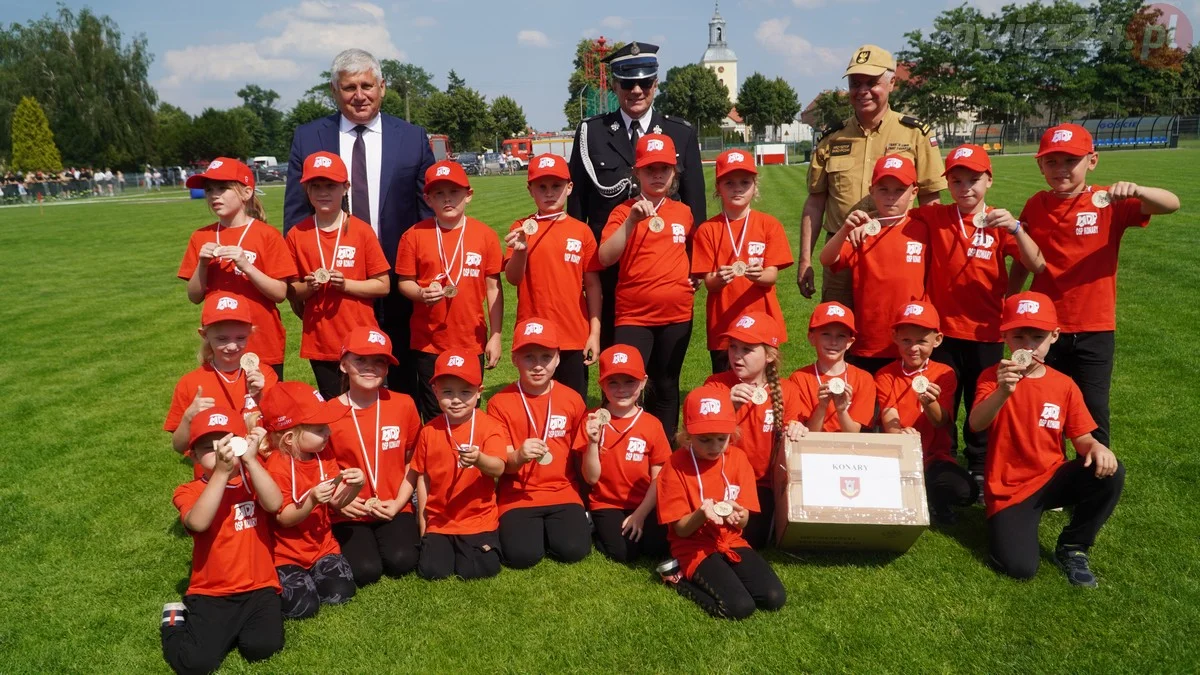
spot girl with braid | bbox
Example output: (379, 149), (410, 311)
(702, 312), (806, 548)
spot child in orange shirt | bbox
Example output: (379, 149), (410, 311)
(790, 302), (876, 432)
(692, 149), (793, 374)
(820, 154), (928, 374)
(576, 345), (671, 563)
(656, 386), (786, 619)
(326, 327), (423, 586)
(285, 152), (391, 399)
(599, 134), (695, 439)
(875, 301), (977, 525)
(165, 292), (277, 458)
(162, 407), (283, 674)
(180, 158), (297, 377)
(969, 292), (1123, 587)
(396, 160), (503, 420)
(260, 382), (362, 619)
(704, 312), (806, 548)
(1011, 124), (1180, 448)
(399, 350), (508, 580)
(488, 318), (591, 568)
(504, 153), (602, 398)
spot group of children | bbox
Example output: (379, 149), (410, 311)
(159, 122), (1177, 672)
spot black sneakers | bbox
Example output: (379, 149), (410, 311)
(161, 602), (188, 627)
(1055, 546), (1098, 588)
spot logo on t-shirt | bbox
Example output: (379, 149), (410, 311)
(1038, 402), (1062, 430)
(564, 237), (582, 264)
(335, 245), (356, 268)
(724, 484), (742, 501)
(381, 425), (401, 451)
(672, 223), (686, 244)
(905, 241), (924, 263)
(233, 501), (258, 532)
(968, 230), (995, 260)
(1075, 212), (1099, 236)
(244, 394), (257, 410)
(625, 437), (647, 462)
(762, 408), (775, 433)
(547, 414), (568, 438)
(463, 251), (483, 277)
(748, 241), (766, 257)
(232, 251), (257, 276)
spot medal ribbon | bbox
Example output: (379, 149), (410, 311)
(215, 220), (253, 249)
(314, 211), (346, 274)
(723, 211), (750, 262)
(290, 451), (330, 505)
(517, 381), (554, 443)
(444, 409), (477, 468)
(687, 447), (742, 563)
(598, 406), (644, 451)
(434, 218), (468, 287)
(350, 394), (381, 495)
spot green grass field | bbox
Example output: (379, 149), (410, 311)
(2, 148), (1198, 673)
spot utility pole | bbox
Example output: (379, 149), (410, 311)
(404, 78), (411, 121)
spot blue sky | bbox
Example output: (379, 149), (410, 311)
(4, 0), (1195, 131)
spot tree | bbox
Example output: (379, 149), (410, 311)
(489, 96), (528, 139)
(563, 38), (626, 129)
(803, 90), (851, 132)
(187, 108), (252, 161)
(382, 61), (436, 99)
(0, 6), (156, 166)
(154, 103), (192, 165)
(446, 70), (467, 94)
(1179, 46), (1200, 115)
(425, 86), (492, 151)
(10, 96), (63, 173)
(657, 64), (731, 129)
(236, 84), (285, 157)
(737, 74), (801, 140)
(283, 99), (335, 150)
(228, 107), (267, 155)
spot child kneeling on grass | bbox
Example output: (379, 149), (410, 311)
(969, 292), (1123, 587)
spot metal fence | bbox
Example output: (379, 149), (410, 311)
(2, 165), (287, 205)
(698, 137), (812, 162)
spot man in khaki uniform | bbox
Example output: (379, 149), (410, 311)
(797, 44), (946, 305)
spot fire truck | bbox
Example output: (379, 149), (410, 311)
(501, 134), (575, 169)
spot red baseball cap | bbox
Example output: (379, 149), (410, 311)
(1036, 124), (1093, 158)
(425, 160), (471, 191)
(188, 406), (247, 449)
(432, 350), (482, 387)
(341, 325), (399, 366)
(526, 153), (571, 182)
(871, 154), (917, 187)
(599, 344), (646, 382)
(1000, 291), (1059, 332)
(721, 312), (781, 348)
(201, 292), (253, 326)
(635, 133), (677, 168)
(301, 151), (348, 183)
(260, 382), (347, 432)
(809, 301), (856, 334)
(683, 386), (737, 436)
(512, 318), (559, 352)
(715, 149), (757, 179)
(943, 144), (992, 176)
(186, 157), (255, 190)
(891, 300), (940, 331)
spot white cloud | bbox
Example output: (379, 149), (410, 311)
(755, 18), (844, 75)
(518, 30), (552, 48)
(601, 16), (630, 29)
(159, 44), (303, 87)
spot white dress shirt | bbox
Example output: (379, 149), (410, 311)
(620, 106), (655, 142)
(338, 113), (383, 236)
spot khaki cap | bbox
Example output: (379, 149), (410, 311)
(844, 44), (896, 77)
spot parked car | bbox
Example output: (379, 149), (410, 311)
(454, 152), (482, 176)
(481, 152), (504, 174)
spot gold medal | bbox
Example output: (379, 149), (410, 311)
(365, 496), (380, 509)
(750, 387), (769, 405)
(428, 280), (443, 293)
(713, 501), (734, 517)
(240, 353), (260, 371)
(228, 436), (249, 458)
(521, 218), (539, 236)
(1092, 190), (1111, 208)
(1011, 349), (1034, 368)
(731, 261), (748, 277)
(593, 409), (612, 426)
(442, 284), (458, 298)
(648, 216), (665, 233)
(313, 267), (331, 284)
(912, 375), (930, 394)
(972, 212), (988, 229)
(828, 377), (847, 395)
(864, 220), (882, 236)
(536, 451), (553, 466)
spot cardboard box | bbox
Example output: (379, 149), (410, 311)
(774, 432), (929, 553)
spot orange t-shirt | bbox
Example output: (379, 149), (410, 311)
(325, 390), (422, 523)
(874, 359), (957, 466)
(395, 217), (502, 354)
(975, 366), (1096, 516)
(487, 382), (587, 513)
(914, 204), (1020, 342)
(830, 217), (929, 357)
(174, 475), (280, 596)
(504, 214), (602, 351)
(410, 412), (509, 535)
(164, 363), (279, 432)
(265, 450), (343, 568)
(285, 215), (392, 360)
(178, 221), (298, 365)
(1019, 188), (1149, 333)
(570, 407), (671, 511)
(789, 363), (876, 431)
(691, 210), (794, 349)
(600, 198), (694, 326)
(703, 370), (802, 486)
(656, 445), (760, 579)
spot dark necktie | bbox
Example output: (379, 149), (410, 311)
(629, 120), (641, 149)
(351, 124), (371, 225)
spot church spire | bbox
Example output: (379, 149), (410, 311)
(709, 2), (726, 47)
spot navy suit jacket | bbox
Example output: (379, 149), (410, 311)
(283, 113), (435, 267)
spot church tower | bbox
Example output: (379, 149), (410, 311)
(700, 2), (738, 102)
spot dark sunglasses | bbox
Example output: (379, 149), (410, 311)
(618, 77), (656, 91)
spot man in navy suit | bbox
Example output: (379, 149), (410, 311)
(284, 48), (435, 397)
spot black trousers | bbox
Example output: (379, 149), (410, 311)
(310, 360), (345, 402)
(268, 363), (284, 380)
(613, 321), (692, 440)
(709, 349), (730, 375)
(413, 351), (486, 422)
(676, 548), (787, 620)
(846, 354), (893, 376)
(275, 553), (356, 620)
(988, 458), (1125, 580)
(554, 349), (589, 401)
(925, 459), (979, 512)
(378, 285), (419, 399)
(591, 507), (668, 563)
(1044, 331), (1114, 447)
(742, 486), (776, 550)
(499, 503), (592, 569)
(931, 336), (1004, 472)
(332, 513), (420, 586)
(598, 266), (619, 349)
(161, 588), (283, 675)
(418, 530), (502, 580)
